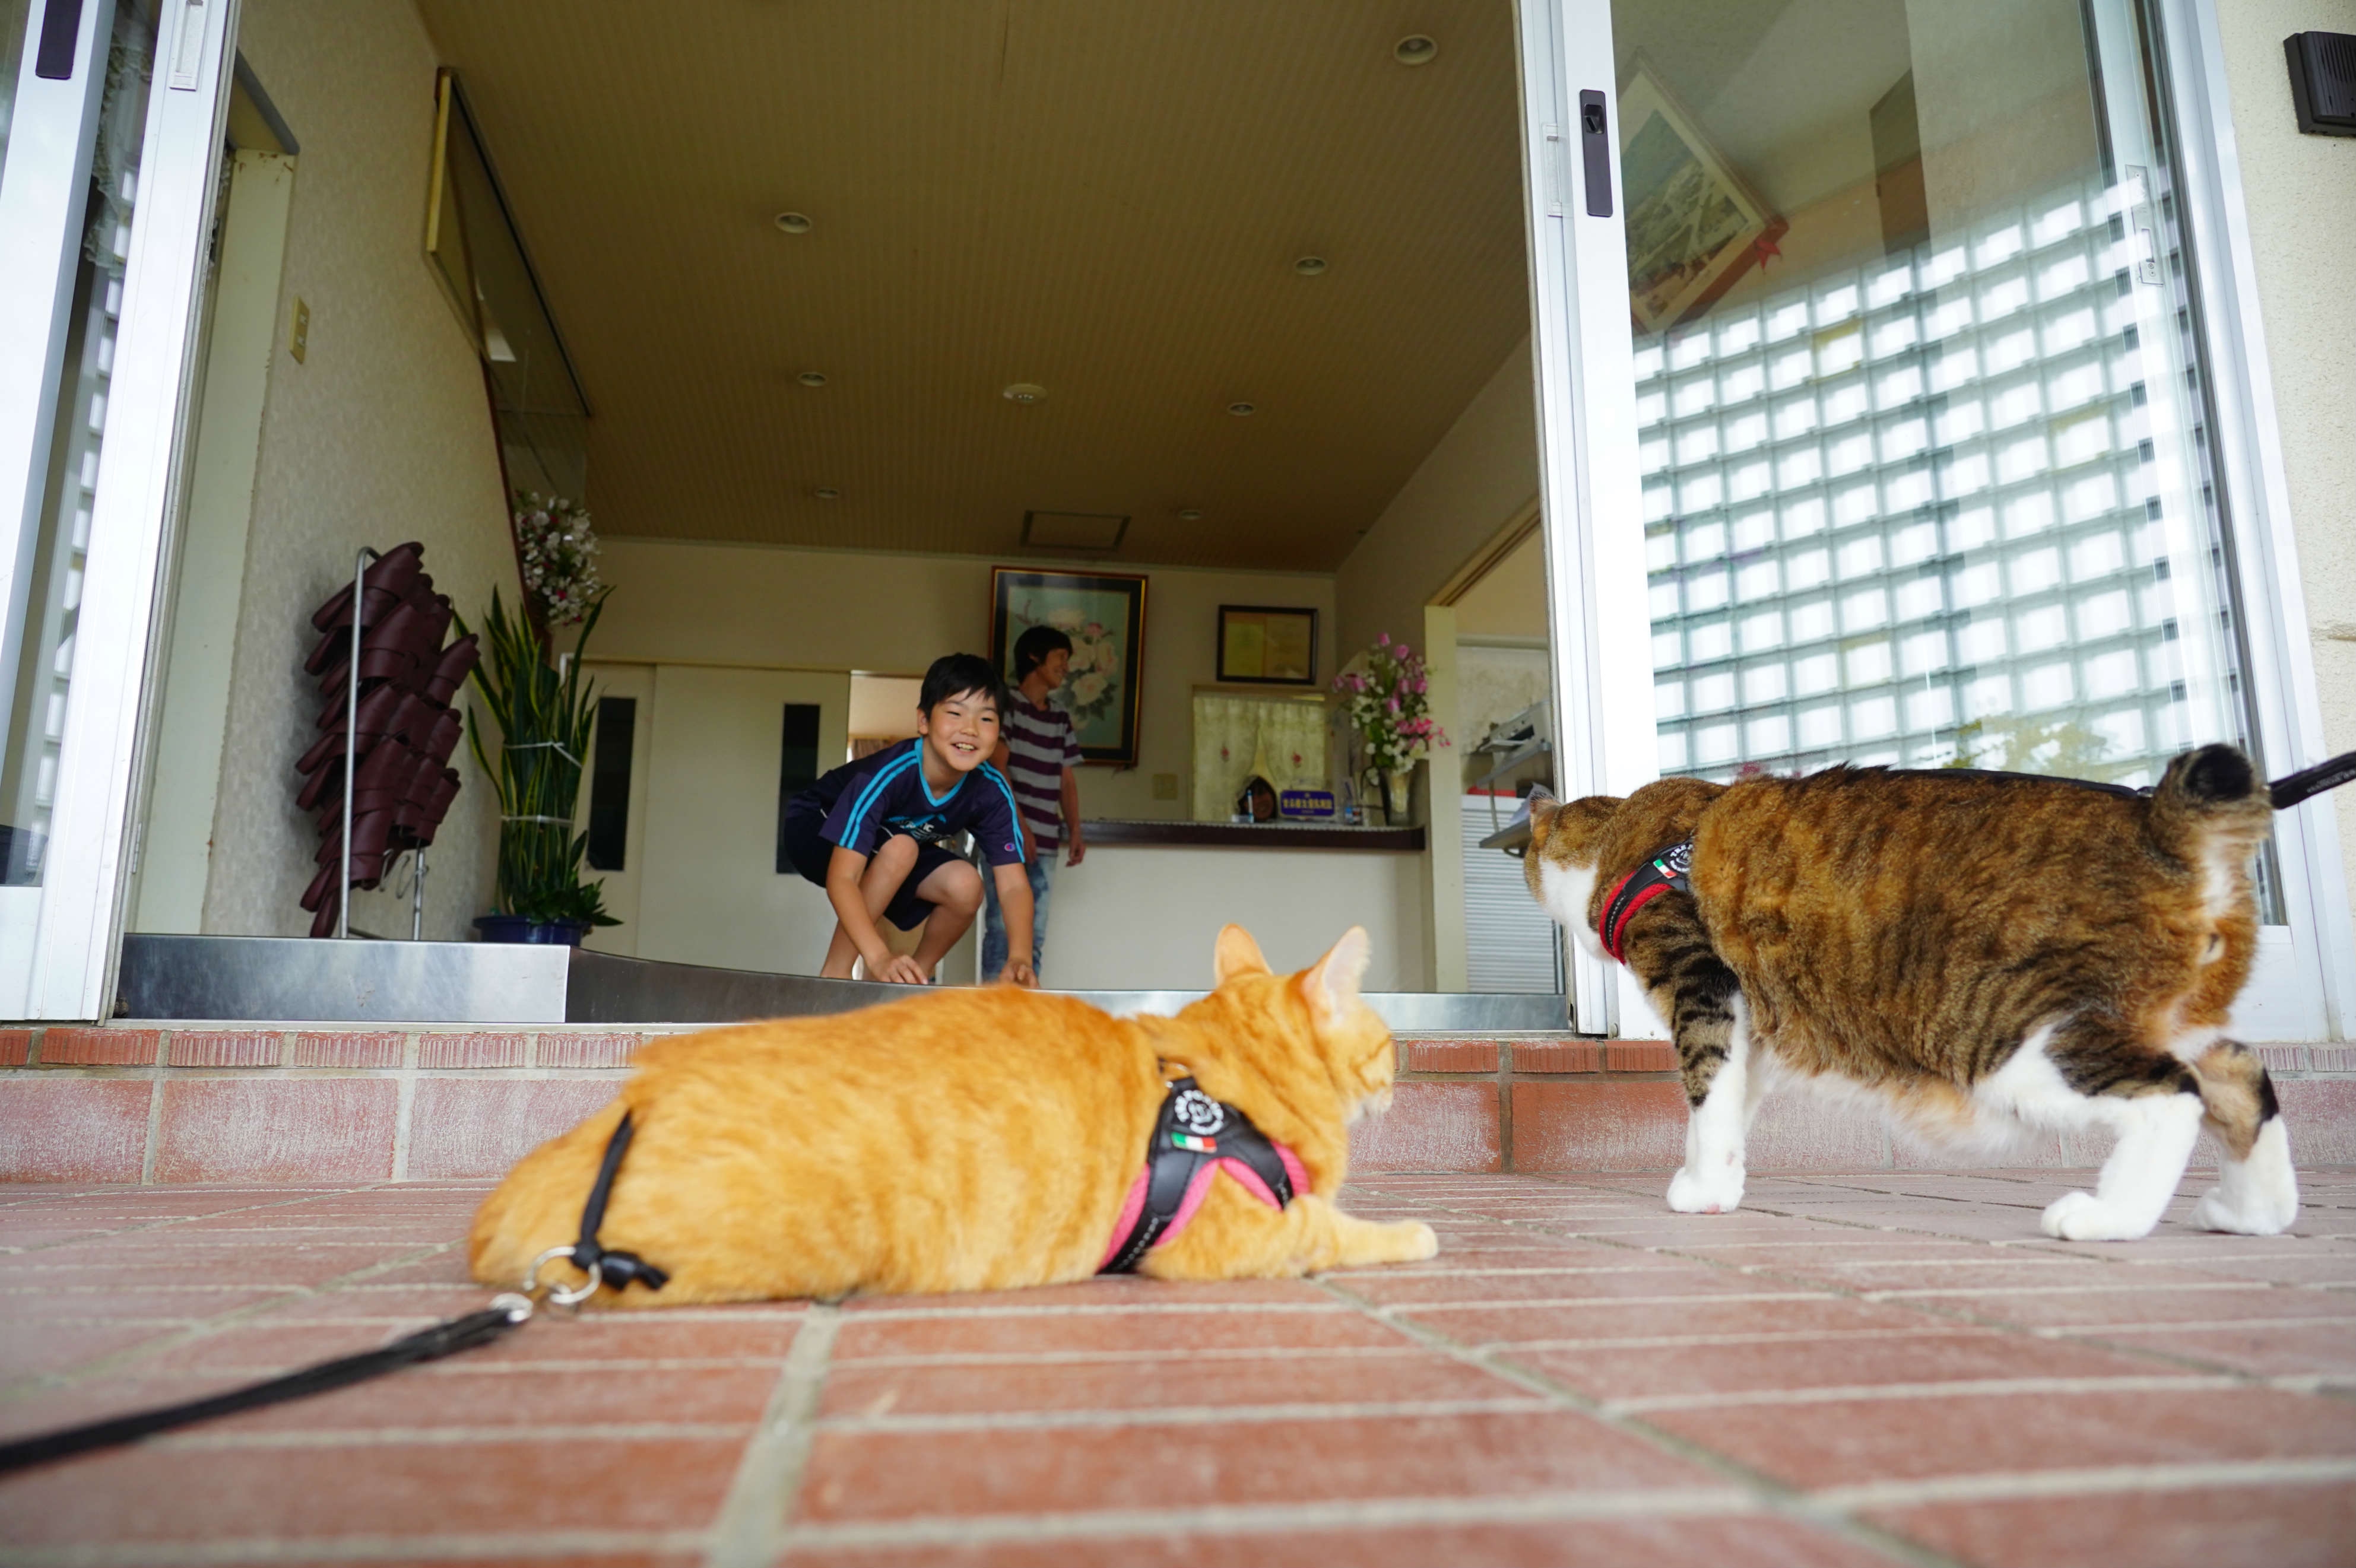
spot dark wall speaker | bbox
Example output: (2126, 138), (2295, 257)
(2285, 31), (2356, 137)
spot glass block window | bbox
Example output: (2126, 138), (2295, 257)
(1641, 172), (2251, 793)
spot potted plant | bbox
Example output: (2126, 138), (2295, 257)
(1334, 633), (1446, 825)
(461, 493), (617, 945)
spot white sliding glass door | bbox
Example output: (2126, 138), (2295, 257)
(1517, 0), (2347, 1036)
(0, 0), (234, 1018)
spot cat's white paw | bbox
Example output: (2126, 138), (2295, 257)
(2193, 1188), (2291, 1236)
(2039, 1190), (2158, 1242)
(1667, 1166), (1745, 1215)
(1400, 1221), (1440, 1261)
(2194, 1121), (2298, 1236)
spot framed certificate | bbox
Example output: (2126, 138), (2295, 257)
(1216, 605), (1318, 687)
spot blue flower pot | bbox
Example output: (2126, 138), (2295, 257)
(473, 914), (591, 946)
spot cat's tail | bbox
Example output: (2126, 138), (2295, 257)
(2145, 744), (2275, 868)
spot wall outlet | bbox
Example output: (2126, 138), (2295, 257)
(1152, 772), (1178, 799)
(289, 297), (309, 362)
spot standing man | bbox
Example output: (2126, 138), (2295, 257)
(984, 626), (1086, 982)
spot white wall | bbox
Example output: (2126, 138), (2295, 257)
(1333, 339), (1539, 661)
(590, 538), (1337, 821)
(186, 0), (516, 939)
(2217, 0), (2356, 913)
(135, 152), (296, 932)
(1049, 844), (1430, 991)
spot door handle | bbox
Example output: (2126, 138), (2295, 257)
(1578, 90), (1613, 218)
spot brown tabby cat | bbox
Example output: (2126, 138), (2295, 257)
(1523, 744), (2297, 1242)
(470, 925), (1438, 1303)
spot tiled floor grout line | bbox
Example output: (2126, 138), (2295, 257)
(0, 1233), (465, 1405)
(0, 1529), (708, 1566)
(770, 1488), (1770, 1553)
(0, 1184), (429, 1259)
(708, 1301), (838, 1568)
(1304, 1272), (1967, 1568)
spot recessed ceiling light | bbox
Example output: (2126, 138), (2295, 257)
(798, 370), (827, 387)
(1227, 401), (1257, 417)
(774, 211), (813, 233)
(1177, 508), (1204, 521)
(1394, 34), (1438, 66)
(811, 486), (841, 500)
(1293, 256), (1328, 276)
(1001, 382), (1047, 404)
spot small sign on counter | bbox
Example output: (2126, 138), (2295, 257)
(1279, 789), (1337, 820)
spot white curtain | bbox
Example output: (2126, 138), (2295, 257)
(1191, 694), (1330, 820)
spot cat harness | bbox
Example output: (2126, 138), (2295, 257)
(1597, 839), (1694, 964)
(1099, 1076), (1305, 1274)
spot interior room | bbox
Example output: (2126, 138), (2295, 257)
(111, 0), (2311, 1020)
(125, 1), (1559, 997)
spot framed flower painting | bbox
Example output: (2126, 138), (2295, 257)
(989, 568), (1148, 764)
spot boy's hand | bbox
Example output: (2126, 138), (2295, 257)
(1066, 826), (1086, 866)
(999, 960), (1038, 988)
(873, 953), (930, 985)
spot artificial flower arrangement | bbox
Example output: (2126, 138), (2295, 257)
(510, 491), (605, 627)
(1334, 633), (1447, 821)
(458, 492), (616, 940)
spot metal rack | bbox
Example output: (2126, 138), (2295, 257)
(1467, 698), (1550, 855)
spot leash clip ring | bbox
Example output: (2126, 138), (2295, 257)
(523, 1245), (603, 1306)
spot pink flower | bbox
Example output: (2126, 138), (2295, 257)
(1377, 632), (1390, 645)
(1413, 677), (1427, 693)
(1387, 697), (1400, 713)
(1395, 644), (1410, 658)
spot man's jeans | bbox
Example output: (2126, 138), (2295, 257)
(981, 855), (1054, 979)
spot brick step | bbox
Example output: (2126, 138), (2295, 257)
(1, 1026), (2350, 1184)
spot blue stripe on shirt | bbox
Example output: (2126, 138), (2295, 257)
(837, 747), (919, 850)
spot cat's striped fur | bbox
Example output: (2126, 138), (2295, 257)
(1523, 744), (2297, 1240)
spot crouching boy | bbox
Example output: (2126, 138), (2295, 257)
(780, 653), (1036, 985)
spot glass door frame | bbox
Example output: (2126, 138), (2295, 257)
(0, 0), (236, 1019)
(1514, 0), (2354, 1039)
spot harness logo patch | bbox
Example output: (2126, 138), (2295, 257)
(1660, 840), (1694, 878)
(1171, 1088), (1226, 1139)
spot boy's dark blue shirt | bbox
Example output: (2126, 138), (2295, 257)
(790, 738), (1028, 866)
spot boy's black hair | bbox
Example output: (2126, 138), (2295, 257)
(919, 652), (1010, 718)
(1012, 624), (1074, 681)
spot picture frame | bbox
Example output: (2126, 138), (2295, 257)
(1215, 605), (1319, 686)
(1619, 60), (1783, 335)
(990, 568), (1148, 765)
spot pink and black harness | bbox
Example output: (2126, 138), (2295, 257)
(1098, 1077), (1305, 1273)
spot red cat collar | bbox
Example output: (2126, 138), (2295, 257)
(1597, 839), (1695, 964)
(1099, 1078), (1304, 1274)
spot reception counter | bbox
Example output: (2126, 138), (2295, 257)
(1043, 817), (1432, 991)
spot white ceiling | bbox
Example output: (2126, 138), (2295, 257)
(411, 1), (1533, 572)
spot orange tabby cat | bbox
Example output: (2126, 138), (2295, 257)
(470, 925), (1437, 1303)
(1523, 745), (2297, 1242)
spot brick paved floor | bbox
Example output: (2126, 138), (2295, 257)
(0, 1171), (2350, 1566)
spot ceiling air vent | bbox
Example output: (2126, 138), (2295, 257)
(1022, 511), (1129, 553)
(2286, 32), (2356, 137)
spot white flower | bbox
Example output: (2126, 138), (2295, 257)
(1073, 671), (1108, 706)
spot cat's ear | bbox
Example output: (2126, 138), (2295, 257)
(1213, 924), (1271, 985)
(1301, 926), (1371, 1023)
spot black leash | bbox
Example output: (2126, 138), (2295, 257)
(0, 1302), (529, 1475)
(561, 1110), (669, 1294)
(0, 1112), (664, 1477)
